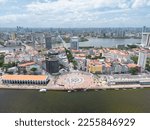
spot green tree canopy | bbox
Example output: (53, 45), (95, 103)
(131, 56), (138, 64)
(129, 67), (138, 75)
(30, 67), (37, 72)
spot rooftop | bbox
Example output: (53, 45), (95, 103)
(127, 63), (139, 68)
(2, 75), (48, 81)
(18, 61), (35, 67)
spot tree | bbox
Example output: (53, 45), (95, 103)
(0, 55), (4, 67)
(127, 44), (138, 49)
(129, 67), (138, 75)
(65, 48), (74, 62)
(30, 67), (37, 74)
(72, 60), (78, 70)
(0, 41), (4, 46)
(86, 55), (91, 59)
(131, 56), (138, 64)
(146, 58), (150, 71)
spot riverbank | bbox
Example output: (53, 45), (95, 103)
(0, 83), (150, 91)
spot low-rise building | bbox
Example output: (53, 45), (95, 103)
(87, 60), (103, 73)
(2, 75), (49, 84)
(18, 61), (39, 74)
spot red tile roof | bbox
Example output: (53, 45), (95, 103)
(18, 62), (35, 67)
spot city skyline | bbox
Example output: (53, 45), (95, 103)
(0, 0), (150, 28)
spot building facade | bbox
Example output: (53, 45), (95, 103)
(46, 58), (59, 74)
(138, 51), (147, 71)
(70, 37), (79, 50)
(141, 33), (150, 47)
(2, 75), (49, 84)
(45, 36), (52, 49)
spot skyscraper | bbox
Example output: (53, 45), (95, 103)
(45, 36), (52, 49)
(141, 33), (150, 47)
(11, 33), (17, 40)
(70, 36), (79, 50)
(46, 58), (59, 74)
(138, 51), (147, 71)
(45, 50), (60, 74)
(141, 26), (150, 47)
(142, 26), (147, 33)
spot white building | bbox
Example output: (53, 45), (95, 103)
(4, 53), (32, 63)
(4, 40), (22, 47)
(141, 33), (150, 47)
(138, 51), (147, 71)
(70, 36), (79, 50)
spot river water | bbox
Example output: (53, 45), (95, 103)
(79, 38), (141, 47)
(61, 38), (141, 48)
(0, 88), (150, 113)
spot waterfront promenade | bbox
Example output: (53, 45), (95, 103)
(0, 80), (150, 91)
(0, 71), (150, 91)
(0, 82), (149, 91)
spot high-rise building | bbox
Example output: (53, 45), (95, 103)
(45, 50), (60, 74)
(46, 58), (59, 74)
(70, 36), (79, 50)
(142, 26), (148, 33)
(45, 36), (52, 49)
(138, 51), (147, 71)
(11, 33), (17, 40)
(141, 26), (150, 47)
(141, 33), (150, 47)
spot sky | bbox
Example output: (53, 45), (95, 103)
(0, 0), (150, 27)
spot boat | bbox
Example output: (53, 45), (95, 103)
(68, 90), (72, 93)
(39, 89), (47, 92)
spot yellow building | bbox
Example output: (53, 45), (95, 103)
(88, 63), (102, 73)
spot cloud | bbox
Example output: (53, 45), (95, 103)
(0, 14), (27, 23)
(26, 0), (131, 13)
(24, 0), (134, 26)
(26, 0), (150, 13)
(25, 0), (132, 22)
(0, 0), (6, 5)
(131, 0), (150, 8)
(0, 0), (150, 27)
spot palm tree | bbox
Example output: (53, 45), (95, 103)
(30, 67), (37, 75)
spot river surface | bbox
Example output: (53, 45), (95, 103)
(0, 88), (150, 113)
(79, 38), (141, 47)
(61, 38), (141, 48)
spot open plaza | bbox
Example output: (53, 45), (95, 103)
(48, 71), (96, 90)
